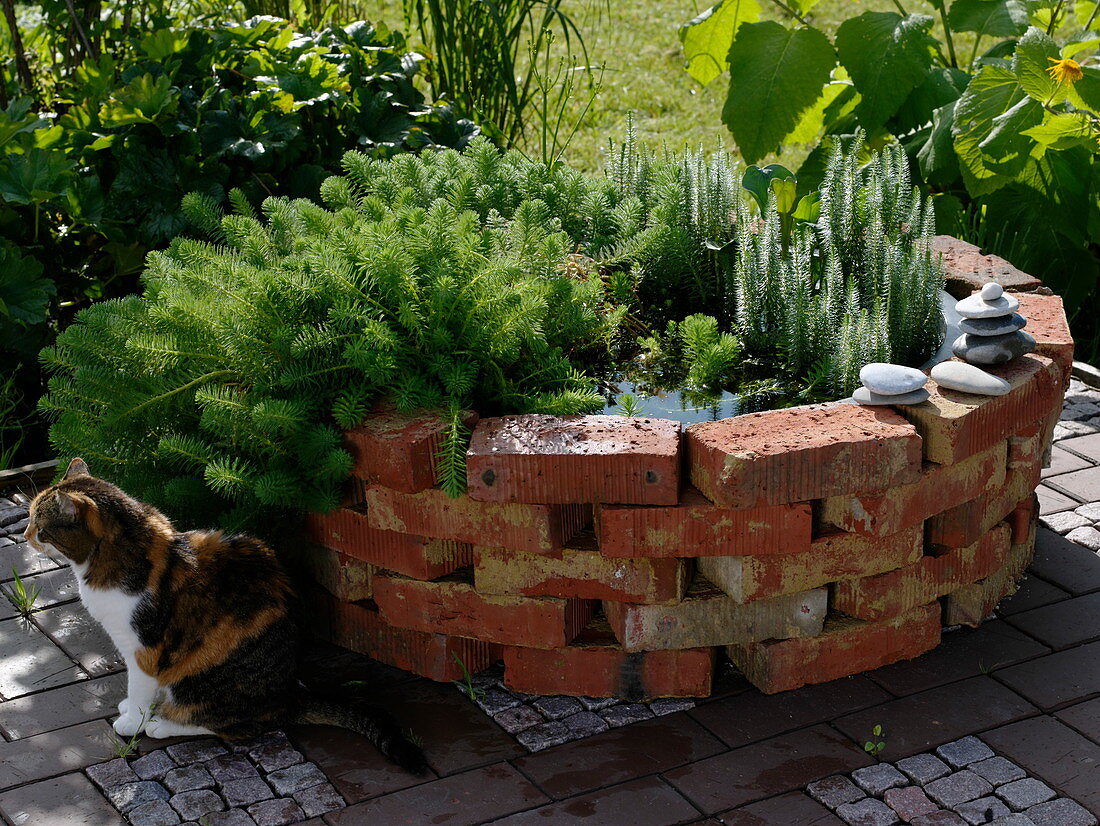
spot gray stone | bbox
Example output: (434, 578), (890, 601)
(956, 292), (1020, 319)
(988, 816), (1037, 826)
(952, 331), (1036, 365)
(293, 782), (345, 817)
(516, 720), (573, 751)
(912, 814), (968, 826)
(955, 795), (1011, 825)
(222, 777), (273, 808)
(836, 797), (900, 825)
(165, 764), (216, 793)
(852, 763), (908, 796)
(926, 771), (995, 807)
(931, 361), (1012, 396)
(476, 687), (522, 715)
(808, 775), (866, 809)
(981, 283), (1005, 301)
(958, 313), (1027, 337)
(247, 798), (306, 826)
(648, 697), (695, 715)
(578, 696), (619, 711)
(1075, 502), (1100, 522)
(1066, 526), (1100, 550)
(1062, 403), (1100, 421)
(969, 757), (1026, 786)
(4, 517), (28, 536)
(883, 786), (938, 821)
(266, 762), (326, 796)
(1042, 511), (1093, 534)
(561, 710), (609, 737)
(202, 809), (257, 826)
(247, 740), (303, 773)
(170, 789), (225, 820)
(166, 739), (227, 765)
(206, 754), (259, 783)
(599, 703), (654, 727)
(229, 731), (285, 755)
(854, 387), (931, 406)
(997, 778), (1056, 811)
(532, 695), (584, 720)
(936, 737), (995, 768)
(105, 780), (171, 813)
(129, 799), (181, 826)
(86, 757), (139, 789)
(493, 704), (545, 734)
(1024, 798), (1098, 826)
(132, 750), (177, 780)
(897, 753), (953, 784)
(860, 363), (928, 396)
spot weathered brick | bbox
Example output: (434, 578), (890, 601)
(373, 571), (596, 649)
(687, 402), (922, 508)
(304, 506), (473, 580)
(603, 574), (827, 652)
(502, 620), (714, 699)
(308, 589), (500, 680)
(474, 533), (690, 603)
(835, 523), (1013, 621)
(699, 524), (922, 603)
(820, 443), (1007, 537)
(899, 355), (1063, 465)
(934, 235), (1043, 297)
(298, 544), (374, 601)
(926, 459), (1038, 552)
(344, 406), (478, 493)
(366, 487), (589, 553)
(727, 603), (941, 694)
(943, 522), (1036, 628)
(595, 488), (811, 558)
(466, 414), (682, 505)
(1016, 292), (1074, 383)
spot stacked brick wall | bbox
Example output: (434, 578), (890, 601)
(301, 278), (1071, 698)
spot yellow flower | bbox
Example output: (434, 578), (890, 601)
(1048, 57), (1084, 85)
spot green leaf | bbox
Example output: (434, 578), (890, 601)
(680, 0), (762, 87)
(787, 78), (852, 143)
(140, 29), (190, 60)
(0, 245), (54, 326)
(835, 12), (937, 134)
(948, 0), (1029, 38)
(1062, 37), (1100, 59)
(792, 193), (820, 222)
(1077, 0), (1100, 30)
(722, 21), (836, 164)
(742, 163), (796, 212)
(0, 148), (73, 205)
(1021, 111), (1095, 148)
(1069, 66), (1100, 113)
(1013, 26), (1061, 102)
(917, 99), (960, 186)
(890, 66), (969, 135)
(98, 74), (178, 127)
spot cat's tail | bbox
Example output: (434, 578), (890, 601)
(293, 697), (428, 775)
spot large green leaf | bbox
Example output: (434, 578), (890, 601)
(835, 12), (937, 134)
(948, 0), (1029, 38)
(917, 99), (960, 186)
(1069, 66), (1100, 113)
(680, 0), (762, 87)
(953, 65), (1042, 195)
(0, 245), (53, 326)
(1013, 26), (1061, 102)
(0, 148), (73, 205)
(722, 21), (835, 164)
(1021, 111), (1095, 148)
(890, 66), (969, 135)
(99, 74), (179, 127)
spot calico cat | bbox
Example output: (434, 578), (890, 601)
(23, 457), (425, 772)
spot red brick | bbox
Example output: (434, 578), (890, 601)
(474, 534), (690, 603)
(502, 620), (715, 699)
(834, 523), (1013, 621)
(365, 487), (589, 553)
(901, 355), (1063, 464)
(698, 524), (923, 603)
(604, 574), (827, 652)
(305, 506), (472, 580)
(728, 604), (942, 694)
(933, 235), (1043, 297)
(820, 442), (1007, 537)
(344, 406), (478, 493)
(309, 590), (499, 681)
(595, 488), (811, 558)
(1016, 292), (1075, 383)
(299, 544), (374, 601)
(373, 571), (596, 649)
(926, 458), (1040, 551)
(687, 402), (922, 508)
(466, 414), (682, 505)
(945, 512), (1038, 627)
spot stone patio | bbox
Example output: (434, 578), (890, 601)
(2, 375), (1100, 825)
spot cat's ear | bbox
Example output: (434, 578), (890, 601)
(54, 490), (85, 520)
(64, 457), (91, 480)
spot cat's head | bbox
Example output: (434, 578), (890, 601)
(24, 458), (121, 565)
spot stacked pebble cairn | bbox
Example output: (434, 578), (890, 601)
(856, 283), (1035, 404)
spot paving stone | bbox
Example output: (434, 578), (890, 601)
(1028, 527), (1100, 595)
(105, 780), (171, 813)
(954, 795), (1011, 825)
(486, 775), (703, 826)
(836, 797), (900, 825)
(1048, 466), (1100, 504)
(493, 704), (545, 734)
(600, 702), (654, 727)
(883, 786), (938, 821)
(221, 777), (274, 808)
(129, 799), (181, 826)
(721, 790), (846, 825)
(516, 720), (573, 751)
(248, 741), (303, 774)
(1036, 485), (1079, 514)
(229, 731), (285, 755)
(170, 789), (225, 820)
(559, 710), (609, 738)
(247, 797), (306, 826)
(1066, 526), (1100, 550)
(266, 762), (326, 796)
(1041, 511), (1092, 534)
(996, 575), (1071, 616)
(132, 751), (177, 781)
(1043, 447), (1092, 478)
(1004, 592), (1100, 650)
(531, 695), (583, 721)
(0, 772), (126, 826)
(578, 696), (619, 711)
(293, 782), (345, 817)
(1061, 432), (1100, 460)
(996, 779), (1056, 811)
(897, 754), (952, 784)
(87, 757), (140, 790)
(996, 640), (1100, 709)
(987, 816), (1037, 826)
(0, 616), (87, 698)
(1024, 798), (1097, 826)
(206, 754), (260, 784)
(1076, 502), (1100, 521)
(936, 737), (995, 768)
(852, 763), (907, 796)
(649, 697), (696, 715)
(911, 812), (968, 826)
(0, 720), (119, 791)
(164, 764), (215, 793)
(476, 687), (522, 716)
(968, 757), (1026, 786)
(925, 771), (994, 808)
(0, 671), (127, 739)
(808, 775), (866, 809)
(202, 809), (257, 826)
(30, 603), (124, 675)
(166, 739), (227, 765)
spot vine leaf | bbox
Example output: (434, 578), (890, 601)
(680, 0), (762, 87)
(947, 0), (1029, 39)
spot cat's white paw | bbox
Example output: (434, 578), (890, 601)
(117, 698), (131, 716)
(112, 712), (147, 737)
(145, 717), (214, 739)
